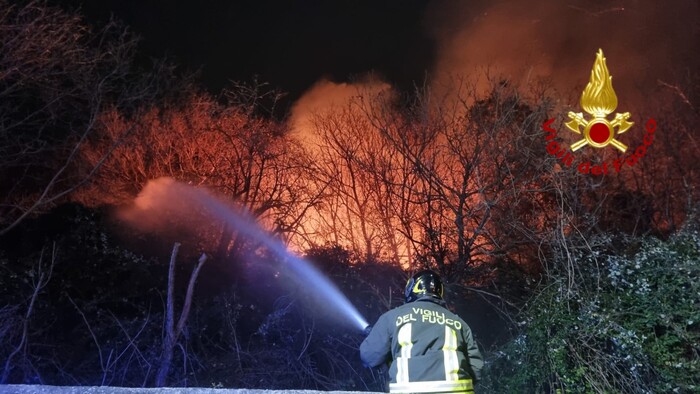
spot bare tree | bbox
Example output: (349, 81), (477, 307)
(154, 243), (207, 387)
(299, 91), (420, 265)
(77, 87), (322, 261)
(0, 1), (168, 235)
(300, 79), (554, 281)
(1, 243), (56, 384)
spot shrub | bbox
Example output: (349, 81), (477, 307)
(483, 221), (700, 393)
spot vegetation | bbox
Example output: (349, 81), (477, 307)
(482, 221), (700, 393)
(1, 1), (698, 392)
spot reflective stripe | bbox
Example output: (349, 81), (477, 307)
(396, 323), (413, 383)
(442, 326), (459, 381)
(390, 379), (474, 393)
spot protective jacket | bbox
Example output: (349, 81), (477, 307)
(360, 297), (483, 393)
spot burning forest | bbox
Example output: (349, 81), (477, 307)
(1, 0), (698, 392)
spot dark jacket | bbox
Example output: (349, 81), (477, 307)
(360, 297), (483, 393)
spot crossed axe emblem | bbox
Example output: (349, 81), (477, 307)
(566, 111), (634, 152)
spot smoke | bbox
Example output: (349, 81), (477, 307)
(119, 177), (211, 233)
(116, 177), (230, 249)
(286, 1), (698, 124)
(288, 76), (393, 145)
(426, 0), (699, 109)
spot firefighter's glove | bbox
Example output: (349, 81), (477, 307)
(362, 325), (372, 337)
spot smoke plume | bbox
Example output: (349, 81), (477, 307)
(288, 76), (393, 145)
(426, 0), (699, 108)
(117, 177), (229, 246)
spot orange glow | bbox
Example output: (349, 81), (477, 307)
(426, 0), (695, 113)
(289, 77), (392, 146)
(286, 77), (408, 263)
(284, 78), (522, 270)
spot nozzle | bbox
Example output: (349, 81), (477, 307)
(362, 325), (372, 336)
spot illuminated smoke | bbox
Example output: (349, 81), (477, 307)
(118, 177), (213, 235)
(289, 76), (392, 145)
(426, 0), (699, 108)
(286, 77), (403, 260)
(276, 0), (698, 262)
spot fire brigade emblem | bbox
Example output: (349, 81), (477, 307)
(566, 49), (633, 152)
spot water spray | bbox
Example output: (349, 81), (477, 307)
(131, 178), (369, 332)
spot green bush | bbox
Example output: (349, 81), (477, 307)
(483, 224), (700, 393)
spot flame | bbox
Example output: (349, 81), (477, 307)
(581, 49), (618, 117)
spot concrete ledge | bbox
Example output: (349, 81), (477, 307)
(0, 385), (381, 394)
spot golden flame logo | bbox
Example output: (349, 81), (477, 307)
(566, 49), (633, 152)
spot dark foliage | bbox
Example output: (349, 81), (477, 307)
(0, 208), (403, 389)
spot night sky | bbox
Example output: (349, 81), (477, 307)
(52, 0), (699, 115)
(55, 0), (435, 101)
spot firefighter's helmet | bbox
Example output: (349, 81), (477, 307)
(405, 270), (444, 303)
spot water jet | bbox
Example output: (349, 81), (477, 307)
(128, 178), (369, 331)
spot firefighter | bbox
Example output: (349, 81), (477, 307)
(360, 270), (483, 393)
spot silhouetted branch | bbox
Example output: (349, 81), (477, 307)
(1, 243), (56, 383)
(155, 243), (207, 387)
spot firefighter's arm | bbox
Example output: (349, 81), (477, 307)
(359, 313), (392, 368)
(461, 324), (484, 381)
